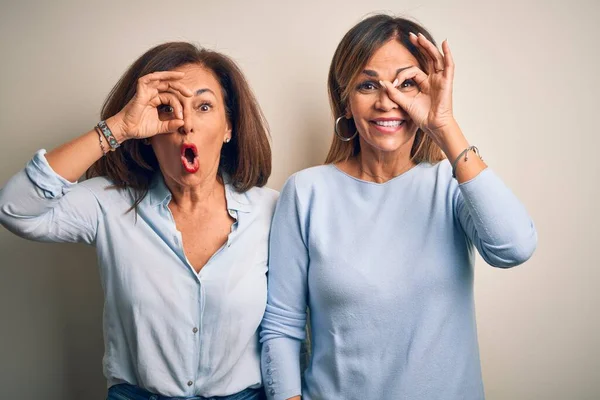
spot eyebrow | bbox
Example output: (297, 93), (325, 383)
(362, 66), (413, 77)
(195, 88), (215, 96)
(166, 88), (217, 98)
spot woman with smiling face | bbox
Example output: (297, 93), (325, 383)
(260, 15), (537, 400)
(0, 42), (275, 399)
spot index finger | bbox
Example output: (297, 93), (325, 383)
(416, 33), (445, 73)
(379, 80), (413, 111)
(393, 66), (429, 90)
(441, 40), (455, 79)
(139, 71), (186, 84)
(149, 92), (184, 119)
(154, 80), (194, 97)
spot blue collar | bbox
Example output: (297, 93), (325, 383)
(145, 173), (252, 213)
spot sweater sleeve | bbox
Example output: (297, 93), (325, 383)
(260, 174), (309, 400)
(454, 168), (537, 268)
(0, 150), (100, 244)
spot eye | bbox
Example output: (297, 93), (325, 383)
(357, 81), (380, 92)
(399, 79), (416, 88)
(398, 79), (418, 92)
(197, 102), (213, 112)
(157, 104), (174, 113)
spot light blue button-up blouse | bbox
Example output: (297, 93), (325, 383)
(0, 150), (279, 397)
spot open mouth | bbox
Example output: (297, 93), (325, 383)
(370, 119), (405, 133)
(180, 143), (199, 173)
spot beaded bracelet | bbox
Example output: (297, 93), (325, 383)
(97, 120), (120, 150)
(451, 145), (482, 178)
(94, 126), (108, 155)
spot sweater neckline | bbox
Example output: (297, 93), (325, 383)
(329, 162), (426, 186)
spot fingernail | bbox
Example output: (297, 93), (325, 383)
(392, 78), (399, 87)
(409, 32), (417, 37)
(379, 80), (385, 87)
(178, 111), (183, 119)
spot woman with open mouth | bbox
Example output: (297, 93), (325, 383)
(0, 42), (275, 400)
(260, 14), (537, 400)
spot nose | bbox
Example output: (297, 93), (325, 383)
(375, 89), (398, 112)
(178, 111), (194, 135)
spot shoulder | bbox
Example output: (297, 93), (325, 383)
(79, 176), (115, 192)
(293, 164), (336, 183)
(78, 176), (137, 210)
(418, 158), (452, 178)
(416, 160), (474, 212)
(232, 185), (280, 218)
(244, 185), (279, 205)
(283, 164), (338, 194)
(80, 175), (128, 195)
(270, 165), (342, 215)
(415, 159), (458, 191)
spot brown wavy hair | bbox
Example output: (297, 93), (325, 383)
(325, 14), (445, 165)
(86, 42), (271, 209)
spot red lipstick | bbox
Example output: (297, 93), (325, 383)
(180, 143), (199, 173)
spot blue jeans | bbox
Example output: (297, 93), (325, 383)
(107, 384), (265, 400)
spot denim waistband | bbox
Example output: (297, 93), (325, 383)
(107, 383), (262, 400)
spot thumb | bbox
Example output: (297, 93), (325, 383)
(379, 80), (413, 111)
(157, 119), (185, 135)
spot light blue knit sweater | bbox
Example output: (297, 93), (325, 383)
(260, 161), (537, 400)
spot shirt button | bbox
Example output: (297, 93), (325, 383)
(266, 368), (272, 375)
(150, 396), (158, 400)
(267, 377), (273, 385)
(187, 381), (193, 387)
(269, 388), (275, 396)
(192, 327), (198, 333)
(266, 355), (272, 363)
(265, 345), (270, 353)
(228, 210), (235, 217)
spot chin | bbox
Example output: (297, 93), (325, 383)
(178, 167), (208, 181)
(158, 163), (200, 186)
(361, 132), (417, 154)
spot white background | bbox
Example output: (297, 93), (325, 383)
(0, 0), (598, 398)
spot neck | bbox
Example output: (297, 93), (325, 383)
(163, 171), (224, 214)
(354, 142), (416, 184)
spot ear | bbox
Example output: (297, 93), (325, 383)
(223, 124), (232, 143)
(344, 103), (353, 119)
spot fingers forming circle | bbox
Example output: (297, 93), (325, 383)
(416, 33), (445, 74)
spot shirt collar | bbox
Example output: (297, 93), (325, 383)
(146, 173), (252, 213)
(145, 174), (171, 207)
(223, 173), (252, 213)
